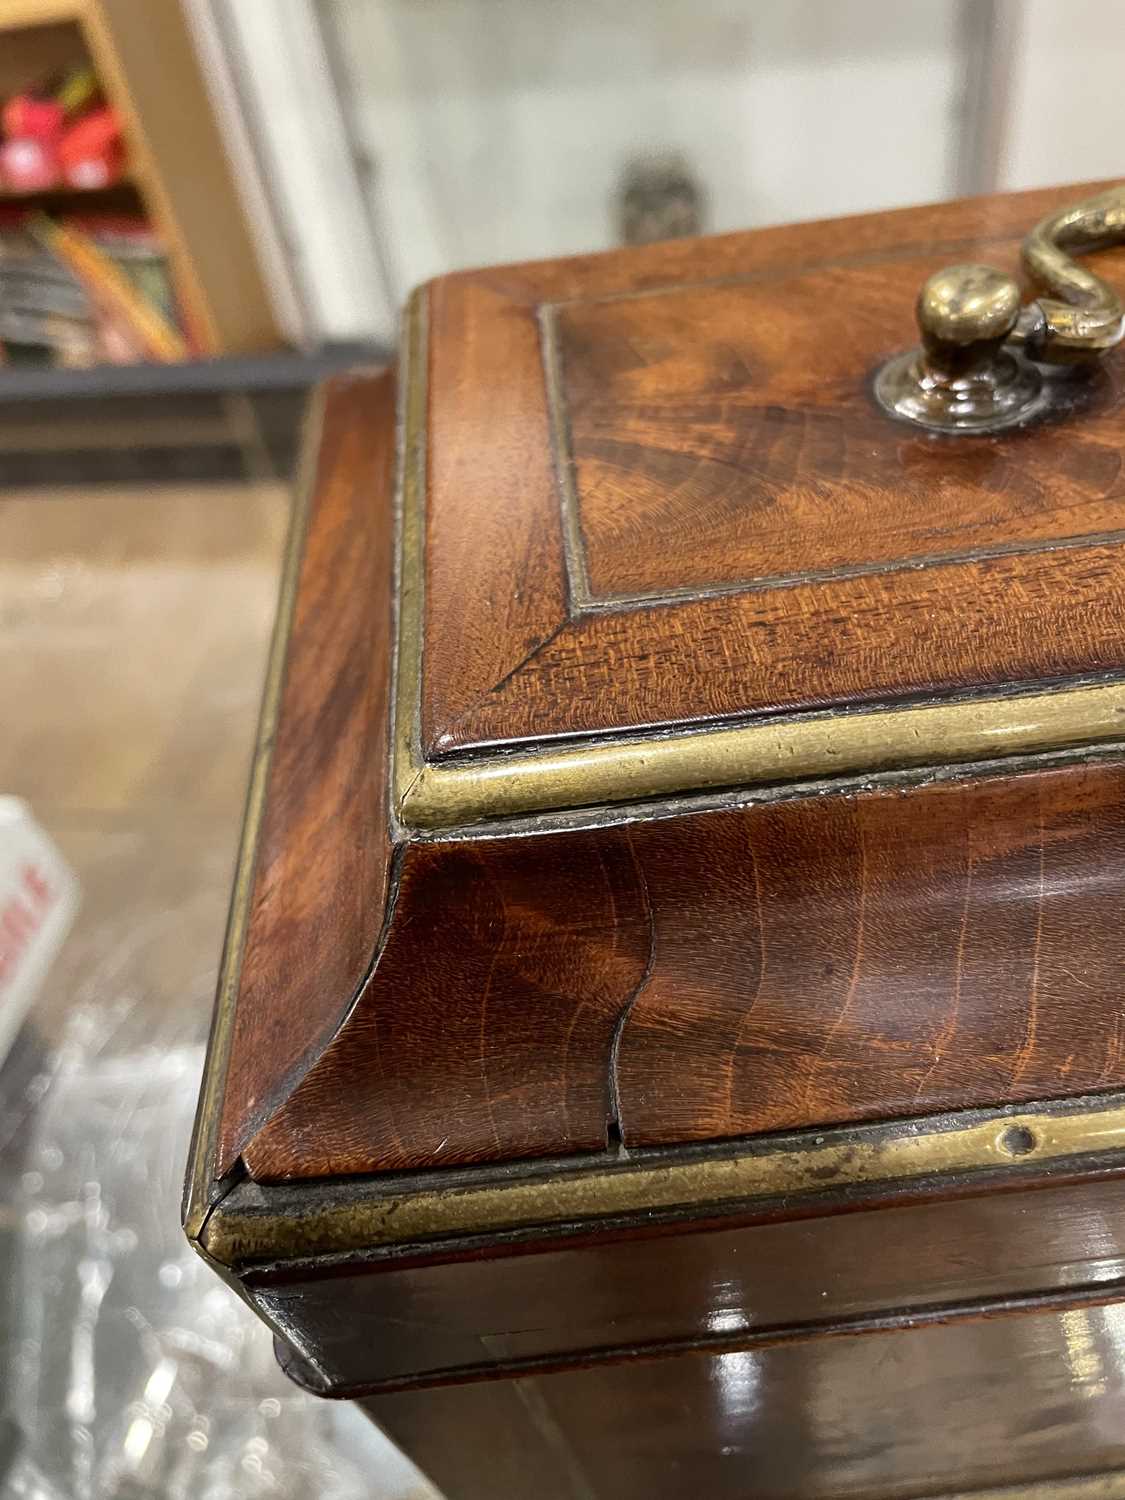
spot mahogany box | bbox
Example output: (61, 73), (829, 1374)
(186, 182), (1125, 1499)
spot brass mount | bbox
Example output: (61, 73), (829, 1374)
(875, 185), (1125, 434)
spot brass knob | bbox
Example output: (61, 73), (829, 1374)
(875, 184), (1125, 434)
(916, 264), (1022, 374)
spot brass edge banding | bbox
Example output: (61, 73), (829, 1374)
(418, 742), (1125, 845)
(390, 289), (428, 831)
(201, 1097), (1125, 1265)
(394, 286), (1125, 833)
(183, 387), (327, 1242)
(400, 681), (1125, 831)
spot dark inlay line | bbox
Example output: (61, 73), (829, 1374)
(570, 527), (1125, 615)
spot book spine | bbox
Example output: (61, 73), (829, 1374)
(30, 214), (187, 362)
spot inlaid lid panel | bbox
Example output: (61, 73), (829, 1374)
(417, 183), (1125, 761)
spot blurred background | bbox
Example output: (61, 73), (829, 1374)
(0, 1), (1121, 1496)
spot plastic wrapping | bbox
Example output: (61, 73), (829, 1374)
(1, 481), (438, 1498)
(0, 987), (437, 1500)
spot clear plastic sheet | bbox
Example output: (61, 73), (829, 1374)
(0, 479), (438, 1500)
(0, 991), (436, 1500)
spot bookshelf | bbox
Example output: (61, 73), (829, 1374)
(0, 0), (283, 362)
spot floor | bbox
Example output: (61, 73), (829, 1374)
(0, 481), (288, 1046)
(0, 474), (436, 1498)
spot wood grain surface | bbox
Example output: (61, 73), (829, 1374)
(241, 756), (1125, 1179)
(555, 265), (1125, 603)
(419, 181), (1125, 756)
(247, 1173), (1125, 1390)
(210, 188), (1125, 1185)
(438, 542), (1125, 748)
(615, 759), (1125, 1147)
(217, 373), (396, 1178)
(240, 826), (652, 1178)
(363, 1299), (1125, 1500)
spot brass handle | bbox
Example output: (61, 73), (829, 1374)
(875, 184), (1125, 433)
(1019, 186), (1125, 361)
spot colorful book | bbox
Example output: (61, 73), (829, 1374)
(29, 213), (186, 362)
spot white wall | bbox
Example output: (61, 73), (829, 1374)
(219, 0), (1125, 341)
(999, 0), (1125, 191)
(209, 0), (396, 343)
(325, 0), (967, 305)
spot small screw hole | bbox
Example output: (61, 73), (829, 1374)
(999, 1124), (1037, 1157)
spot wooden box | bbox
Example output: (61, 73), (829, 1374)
(187, 184), (1125, 1499)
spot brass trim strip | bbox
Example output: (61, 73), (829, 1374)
(201, 1097), (1125, 1266)
(390, 288), (428, 834)
(400, 682), (1125, 830)
(183, 387), (326, 1241)
(394, 293), (1125, 833)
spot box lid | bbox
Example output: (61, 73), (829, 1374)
(398, 182), (1125, 830)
